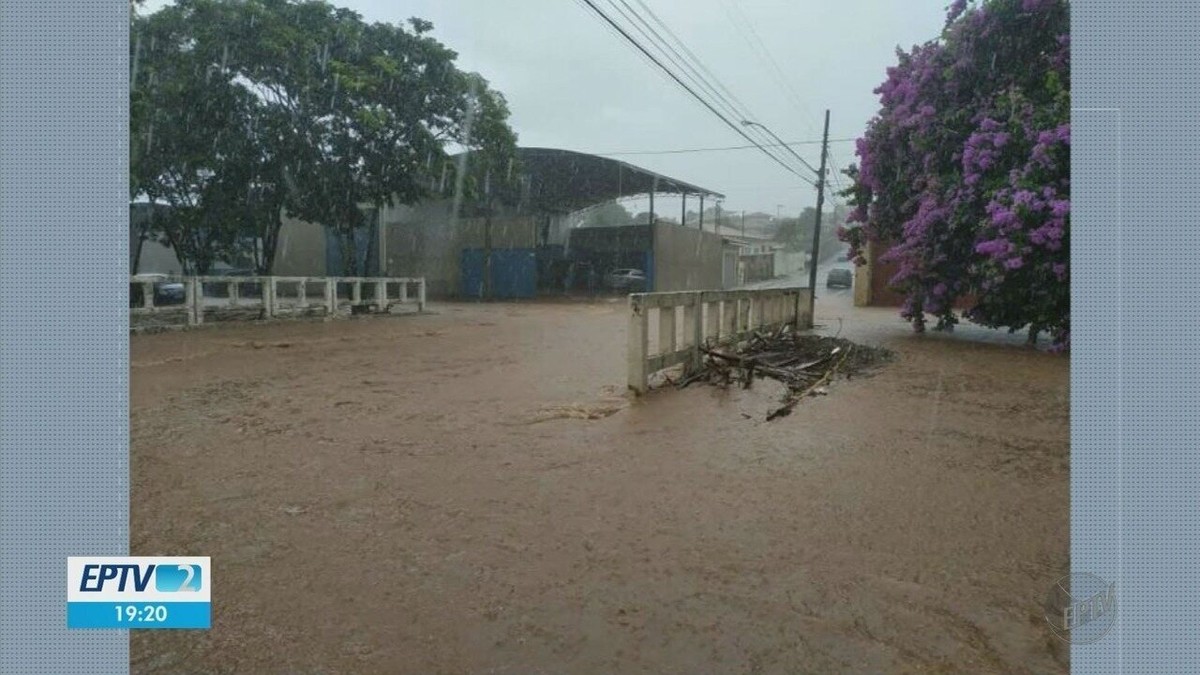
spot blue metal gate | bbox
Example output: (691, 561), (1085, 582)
(460, 249), (537, 299)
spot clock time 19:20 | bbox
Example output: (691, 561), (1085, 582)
(115, 605), (168, 623)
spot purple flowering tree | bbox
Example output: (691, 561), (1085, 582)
(839, 0), (1070, 348)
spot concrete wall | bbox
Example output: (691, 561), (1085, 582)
(722, 247), (738, 289)
(740, 253), (775, 283)
(272, 214), (328, 276)
(651, 223), (724, 292)
(381, 199), (540, 298)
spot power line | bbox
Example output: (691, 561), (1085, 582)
(593, 137), (856, 156)
(603, 1), (748, 136)
(573, 0), (817, 187)
(718, 0), (825, 139)
(616, 0), (817, 175)
(825, 149), (846, 191)
(603, 0), (812, 179)
(717, 0), (839, 182)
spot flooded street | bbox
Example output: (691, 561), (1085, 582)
(131, 292), (1068, 673)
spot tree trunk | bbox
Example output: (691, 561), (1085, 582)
(132, 224), (148, 275)
(254, 201), (285, 276)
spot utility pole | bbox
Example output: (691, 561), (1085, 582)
(807, 109), (831, 317)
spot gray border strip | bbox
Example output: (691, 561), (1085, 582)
(0, 0), (129, 672)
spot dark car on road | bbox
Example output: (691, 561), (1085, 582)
(826, 268), (853, 289)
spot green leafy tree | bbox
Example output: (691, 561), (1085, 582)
(130, 0), (518, 276)
(131, 5), (254, 273)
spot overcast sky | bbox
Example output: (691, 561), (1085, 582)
(142, 0), (949, 217)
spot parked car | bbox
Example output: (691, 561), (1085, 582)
(826, 268), (853, 289)
(603, 268), (646, 292)
(131, 273), (186, 306)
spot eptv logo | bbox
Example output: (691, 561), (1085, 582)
(78, 561), (203, 593)
(67, 556), (211, 629)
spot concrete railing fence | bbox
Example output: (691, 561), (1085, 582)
(130, 275), (425, 327)
(627, 286), (812, 393)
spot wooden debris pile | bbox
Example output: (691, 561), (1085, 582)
(675, 326), (895, 420)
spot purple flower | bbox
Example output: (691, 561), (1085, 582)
(1030, 143), (1051, 167)
(975, 238), (1009, 257)
(1004, 257), (1025, 270)
(947, 0), (968, 23)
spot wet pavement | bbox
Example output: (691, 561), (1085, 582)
(130, 286), (1068, 673)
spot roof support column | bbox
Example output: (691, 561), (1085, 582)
(648, 176), (658, 226)
(699, 195), (705, 231)
(681, 192), (687, 227)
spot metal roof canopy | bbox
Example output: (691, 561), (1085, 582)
(514, 147), (724, 213)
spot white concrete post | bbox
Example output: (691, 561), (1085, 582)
(297, 277), (307, 309)
(797, 289), (813, 329)
(375, 279), (387, 313)
(184, 278), (196, 326)
(704, 299), (719, 344)
(227, 280), (239, 307)
(265, 277), (277, 318)
(325, 278), (336, 316)
(191, 278), (204, 325)
(417, 279), (426, 312)
(352, 280), (362, 305)
(399, 280), (408, 304)
(141, 281), (155, 310)
(627, 295), (648, 393)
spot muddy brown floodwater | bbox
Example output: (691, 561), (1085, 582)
(131, 290), (1069, 674)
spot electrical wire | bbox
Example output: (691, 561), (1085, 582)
(602, 0), (813, 180)
(573, 0), (817, 187)
(717, 0), (854, 196)
(593, 137), (856, 156)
